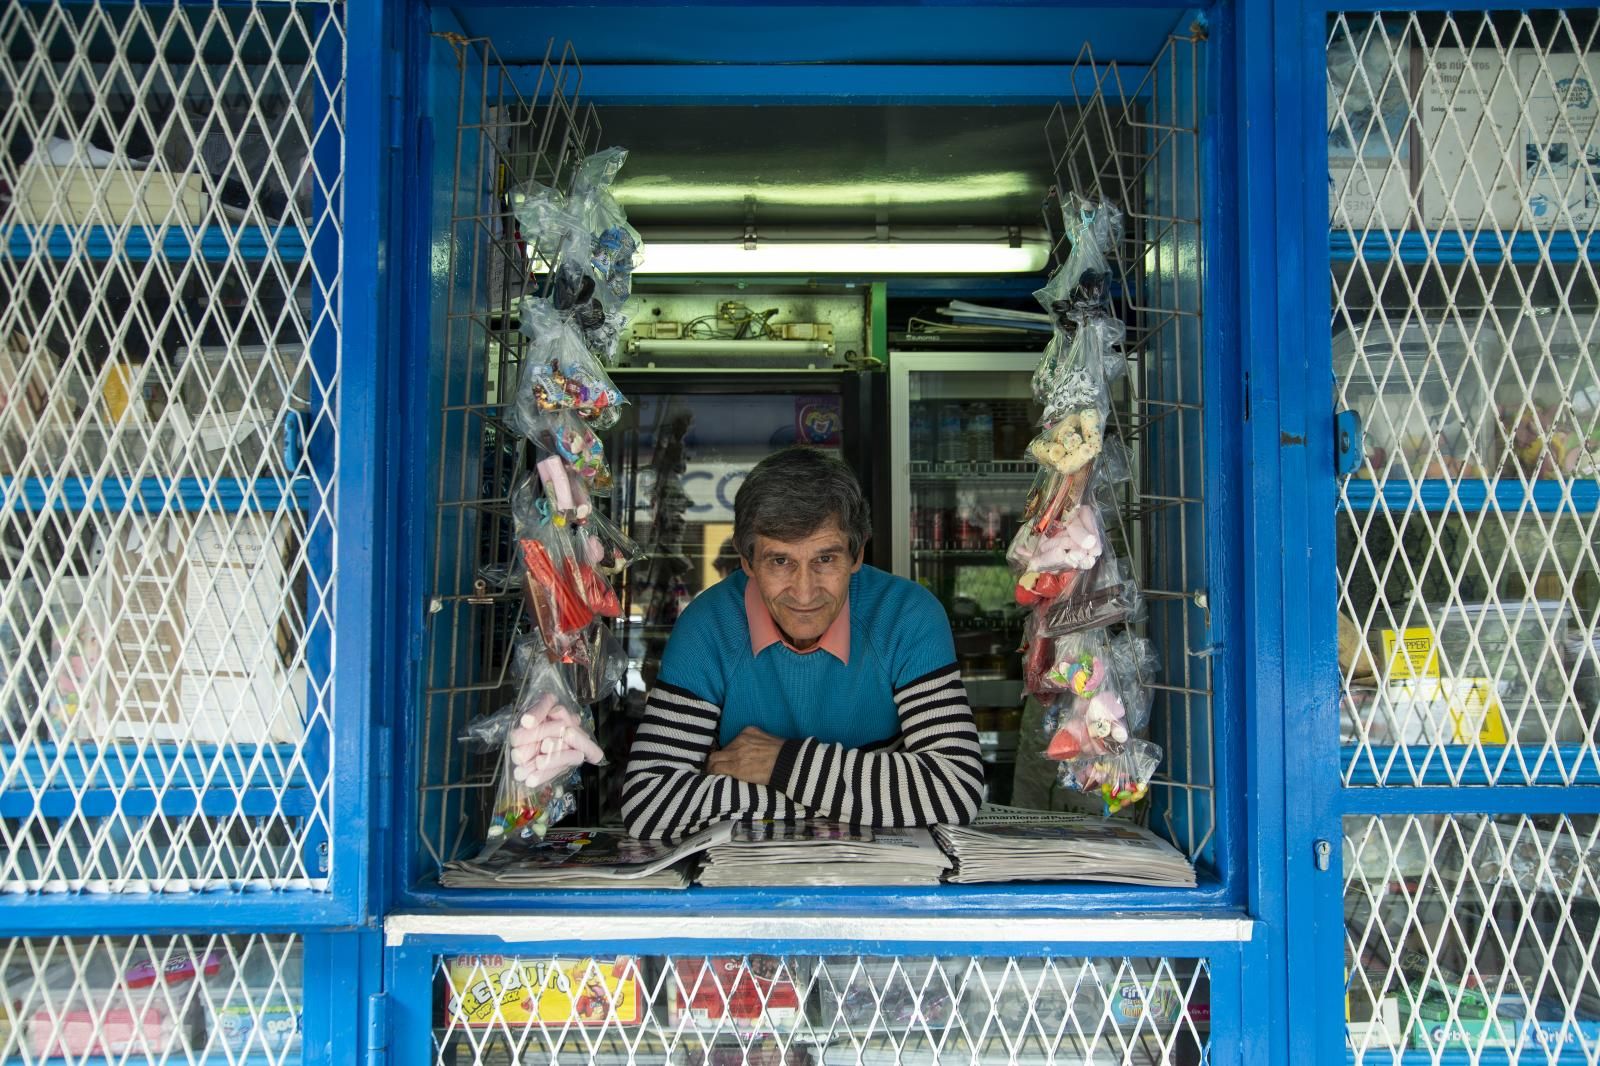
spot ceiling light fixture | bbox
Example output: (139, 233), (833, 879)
(633, 238), (1050, 275)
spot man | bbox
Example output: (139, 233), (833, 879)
(623, 447), (984, 841)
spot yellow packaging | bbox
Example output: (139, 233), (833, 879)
(443, 956), (641, 1028)
(1381, 628), (1508, 744)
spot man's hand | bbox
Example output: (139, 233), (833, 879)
(706, 726), (785, 786)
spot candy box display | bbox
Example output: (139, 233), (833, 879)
(1334, 322), (1494, 481)
(669, 957), (807, 1033)
(443, 955), (642, 1028)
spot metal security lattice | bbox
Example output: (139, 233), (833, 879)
(419, 36), (601, 877)
(0, 3), (343, 889)
(1344, 814), (1600, 1060)
(1045, 32), (1216, 862)
(1332, 11), (1600, 787)
(0, 934), (303, 1063)
(434, 953), (1212, 1065)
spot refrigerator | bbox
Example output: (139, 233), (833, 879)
(888, 351), (1044, 803)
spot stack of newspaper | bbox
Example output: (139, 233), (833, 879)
(439, 822), (734, 890)
(696, 820), (952, 887)
(933, 805), (1196, 887)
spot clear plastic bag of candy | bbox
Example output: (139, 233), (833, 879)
(577, 507), (645, 576)
(1035, 316), (1128, 429)
(1056, 737), (1162, 814)
(520, 408), (612, 491)
(561, 620), (629, 704)
(485, 654), (605, 850)
(1033, 195), (1124, 322)
(509, 180), (588, 266)
(1038, 633), (1156, 757)
(569, 148), (643, 312)
(1033, 551), (1144, 636)
(513, 478), (622, 641)
(1028, 406), (1105, 480)
(511, 297), (627, 427)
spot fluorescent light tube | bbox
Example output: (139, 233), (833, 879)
(634, 240), (1050, 275)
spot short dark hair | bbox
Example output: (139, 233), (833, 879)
(733, 447), (871, 561)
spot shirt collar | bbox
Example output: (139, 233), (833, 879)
(743, 573), (851, 664)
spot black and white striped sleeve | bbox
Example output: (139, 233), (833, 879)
(621, 681), (809, 841)
(766, 664), (983, 828)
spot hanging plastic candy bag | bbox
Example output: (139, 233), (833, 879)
(1034, 551), (1144, 636)
(513, 480), (620, 646)
(569, 148), (643, 312)
(1029, 406), (1105, 480)
(1035, 316), (1128, 429)
(578, 507), (645, 576)
(1038, 633), (1156, 757)
(485, 655), (605, 850)
(1058, 737), (1163, 814)
(1010, 500), (1109, 607)
(510, 180), (589, 266)
(562, 620), (629, 705)
(521, 408), (612, 491)
(1033, 195), (1124, 322)
(510, 297), (626, 427)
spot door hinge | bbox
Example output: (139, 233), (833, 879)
(1314, 839), (1333, 872)
(1335, 410), (1363, 477)
(366, 992), (389, 1066)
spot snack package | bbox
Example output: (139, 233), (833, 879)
(576, 508), (645, 576)
(1033, 632), (1157, 732)
(1029, 407), (1105, 480)
(563, 620), (628, 705)
(1033, 316), (1127, 429)
(1034, 195), (1124, 322)
(1056, 737), (1163, 814)
(510, 180), (589, 268)
(1033, 552), (1144, 637)
(1009, 500), (1108, 607)
(514, 478), (622, 647)
(486, 655), (604, 848)
(510, 298), (626, 428)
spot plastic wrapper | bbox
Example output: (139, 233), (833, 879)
(1029, 406), (1105, 479)
(1056, 737), (1163, 814)
(1009, 499), (1110, 609)
(510, 297), (626, 427)
(562, 621), (629, 704)
(1033, 551), (1144, 637)
(461, 702), (518, 753)
(578, 507), (645, 576)
(1033, 195), (1123, 322)
(510, 180), (589, 266)
(486, 656), (604, 849)
(568, 147), (643, 312)
(1032, 631), (1157, 727)
(521, 408), (612, 491)
(1033, 316), (1127, 427)
(514, 479), (623, 647)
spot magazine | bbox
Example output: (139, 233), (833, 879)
(440, 821), (734, 889)
(697, 819), (950, 887)
(934, 805), (1196, 887)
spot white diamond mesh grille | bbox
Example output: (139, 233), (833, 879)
(0, 2), (343, 889)
(0, 933), (303, 1063)
(419, 35), (601, 876)
(434, 953), (1212, 1065)
(1331, 11), (1600, 786)
(1344, 813), (1600, 1060)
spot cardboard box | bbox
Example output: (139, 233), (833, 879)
(1417, 48), (1524, 228)
(1328, 34), (1417, 231)
(83, 514), (303, 745)
(670, 957), (806, 1033)
(1519, 53), (1600, 229)
(443, 956), (643, 1028)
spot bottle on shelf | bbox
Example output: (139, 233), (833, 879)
(937, 402), (965, 464)
(909, 402), (934, 462)
(966, 402), (995, 463)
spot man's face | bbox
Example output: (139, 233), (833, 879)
(742, 521), (864, 650)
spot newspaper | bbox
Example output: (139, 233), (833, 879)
(697, 819), (951, 887)
(933, 805), (1196, 887)
(440, 822), (734, 889)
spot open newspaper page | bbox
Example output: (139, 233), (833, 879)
(697, 819), (951, 887)
(933, 805), (1196, 886)
(441, 821), (734, 889)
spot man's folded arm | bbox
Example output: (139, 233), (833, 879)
(622, 681), (807, 841)
(767, 663), (984, 827)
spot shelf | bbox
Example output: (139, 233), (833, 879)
(6, 224), (308, 262)
(1340, 478), (1599, 515)
(1330, 229), (1600, 266)
(913, 548), (1009, 559)
(3, 477), (312, 513)
(1, 742), (308, 794)
(909, 460), (1037, 480)
(1342, 744), (1600, 787)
